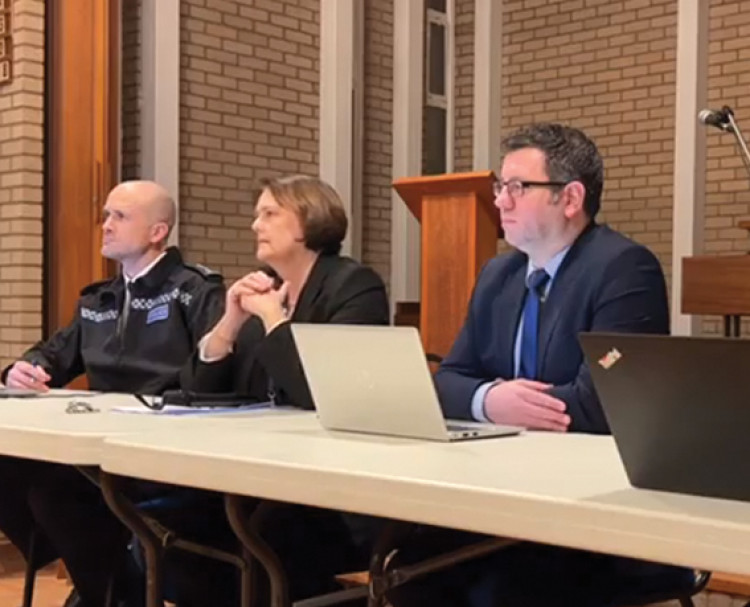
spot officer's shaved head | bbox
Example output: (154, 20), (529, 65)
(102, 180), (177, 267)
(109, 180), (176, 240)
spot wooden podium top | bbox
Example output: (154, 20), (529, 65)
(393, 170), (499, 233)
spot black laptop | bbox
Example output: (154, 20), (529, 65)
(579, 332), (750, 502)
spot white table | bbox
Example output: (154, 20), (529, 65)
(0, 391), (308, 607)
(99, 419), (750, 579)
(0, 391), (297, 465)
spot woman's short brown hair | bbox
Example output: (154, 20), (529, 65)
(259, 175), (348, 255)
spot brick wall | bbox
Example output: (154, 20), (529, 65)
(501, 0), (677, 280)
(0, 0), (45, 369)
(361, 0), (393, 289)
(179, 0), (320, 281)
(7, 0), (750, 359)
(121, 0), (142, 181)
(453, 0), (474, 172)
(703, 0), (750, 335)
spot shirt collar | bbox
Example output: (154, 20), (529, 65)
(123, 251), (167, 285)
(526, 245), (570, 283)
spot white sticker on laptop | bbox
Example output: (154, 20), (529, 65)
(598, 348), (622, 369)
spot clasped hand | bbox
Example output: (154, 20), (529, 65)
(226, 271), (289, 330)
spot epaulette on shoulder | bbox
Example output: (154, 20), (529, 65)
(79, 278), (113, 296)
(184, 262), (223, 282)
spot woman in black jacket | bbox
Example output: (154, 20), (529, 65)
(166, 175), (388, 606)
(182, 174), (389, 408)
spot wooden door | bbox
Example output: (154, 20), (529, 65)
(46, 0), (119, 336)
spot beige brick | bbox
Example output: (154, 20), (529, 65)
(499, 0), (679, 282)
(205, 23), (238, 40)
(179, 0), (322, 280)
(0, 1), (44, 353)
(238, 6), (269, 21)
(23, 0), (750, 343)
(189, 6), (222, 24)
(706, 0), (750, 277)
(189, 32), (222, 50)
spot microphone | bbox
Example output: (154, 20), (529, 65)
(702, 105), (750, 187)
(699, 106), (734, 131)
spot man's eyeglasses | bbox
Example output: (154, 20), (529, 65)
(493, 179), (569, 199)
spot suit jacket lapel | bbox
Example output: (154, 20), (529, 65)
(290, 254), (333, 322)
(537, 272), (570, 378)
(537, 223), (597, 377)
(498, 263), (527, 379)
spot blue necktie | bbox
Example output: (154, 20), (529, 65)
(518, 269), (550, 380)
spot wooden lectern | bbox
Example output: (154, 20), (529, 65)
(393, 171), (500, 359)
(682, 254), (750, 337)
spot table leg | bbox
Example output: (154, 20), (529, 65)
(367, 521), (410, 607)
(225, 494), (291, 607)
(99, 471), (165, 607)
(227, 499), (370, 607)
(21, 527), (37, 607)
(368, 521), (515, 606)
(293, 586), (369, 606)
(383, 536), (514, 587)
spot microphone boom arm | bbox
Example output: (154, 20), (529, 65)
(725, 112), (750, 185)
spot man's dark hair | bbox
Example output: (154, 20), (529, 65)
(501, 123), (604, 219)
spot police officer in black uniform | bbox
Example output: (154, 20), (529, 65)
(0, 180), (225, 607)
(7, 246), (223, 395)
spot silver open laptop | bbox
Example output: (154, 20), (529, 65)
(291, 324), (522, 442)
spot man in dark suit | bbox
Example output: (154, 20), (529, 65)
(436, 123), (668, 434)
(388, 124), (696, 607)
